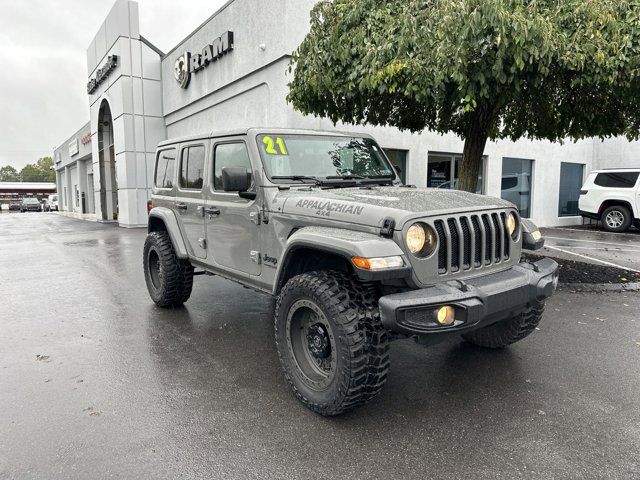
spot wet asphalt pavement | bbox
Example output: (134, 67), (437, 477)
(1, 213), (639, 479)
(540, 226), (640, 272)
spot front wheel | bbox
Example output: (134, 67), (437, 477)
(601, 205), (632, 232)
(143, 231), (194, 307)
(462, 302), (545, 349)
(275, 271), (390, 416)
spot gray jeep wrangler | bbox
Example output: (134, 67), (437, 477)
(144, 128), (559, 416)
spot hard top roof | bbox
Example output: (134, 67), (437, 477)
(157, 128), (375, 148)
(591, 168), (640, 173)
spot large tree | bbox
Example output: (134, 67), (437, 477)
(19, 157), (55, 182)
(0, 165), (19, 182)
(288, 0), (640, 192)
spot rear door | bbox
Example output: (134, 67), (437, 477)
(175, 142), (208, 260)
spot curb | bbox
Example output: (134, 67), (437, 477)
(558, 282), (640, 293)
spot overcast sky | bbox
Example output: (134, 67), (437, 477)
(0, 0), (227, 170)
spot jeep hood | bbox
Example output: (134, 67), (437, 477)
(274, 186), (515, 229)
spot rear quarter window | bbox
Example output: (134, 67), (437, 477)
(155, 148), (176, 189)
(594, 172), (639, 188)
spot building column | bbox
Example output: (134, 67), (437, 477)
(65, 166), (72, 211)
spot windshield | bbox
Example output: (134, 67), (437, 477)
(256, 134), (396, 182)
(24, 198), (39, 204)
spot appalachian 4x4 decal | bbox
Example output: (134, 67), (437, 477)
(295, 199), (365, 217)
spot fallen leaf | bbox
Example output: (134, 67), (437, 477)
(537, 410), (546, 416)
(35, 354), (51, 362)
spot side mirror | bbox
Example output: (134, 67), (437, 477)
(221, 166), (250, 192)
(221, 166), (256, 200)
(521, 218), (544, 250)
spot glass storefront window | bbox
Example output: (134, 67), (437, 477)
(558, 162), (584, 216)
(428, 153), (484, 193)
(384, 149), (407, 183)
(501, 157), (533, 218)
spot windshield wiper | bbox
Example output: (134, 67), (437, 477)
(325, 175), (366, 180)
(325, 174), (395, 186)
(271, 175), (322, 185)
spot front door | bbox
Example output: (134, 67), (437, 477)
(205, 140), (261, 276)
(176, 143), (207, 259)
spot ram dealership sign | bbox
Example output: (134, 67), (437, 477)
(174, 31), (234, 89)
(87, 55), (118, 94)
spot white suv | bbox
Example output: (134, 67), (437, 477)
(579, 169), (640, 232)
(44, 194), (59, 212)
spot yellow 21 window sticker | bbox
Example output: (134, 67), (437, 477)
(262, 136), (288, 155)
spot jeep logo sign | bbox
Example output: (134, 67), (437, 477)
(174, 31), (234, 89)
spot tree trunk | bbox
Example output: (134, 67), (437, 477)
(458, 133), (488, 193)
(458, 106), (495, 193)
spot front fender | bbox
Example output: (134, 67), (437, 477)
(274, 226), (410, 292)
(148, 207), (189, 259)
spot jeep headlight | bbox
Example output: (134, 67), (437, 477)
(406, 223), (437, 257)
(506, 212), (518, 239)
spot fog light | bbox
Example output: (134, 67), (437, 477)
(435, 306), (455, 326)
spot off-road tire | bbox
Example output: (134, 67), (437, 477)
(143, 231), (194, 307)
(601, 205), (632, 233)
(275, 271), (390, 416)
(462, 302), (545, 349)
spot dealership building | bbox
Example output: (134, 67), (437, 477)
(54, 0), (638, 227)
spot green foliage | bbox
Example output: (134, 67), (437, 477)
(20, 157), (56, 182)
(0, 165), (19, 182)
(0, 157), (56, 183)
(288, 0), (640, 191)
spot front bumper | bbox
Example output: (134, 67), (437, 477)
(378, 258), (559, 337)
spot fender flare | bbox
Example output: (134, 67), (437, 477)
(273, 226), (409, 294)
(598, 199), (637, 219)
(148, 207), (189, 259)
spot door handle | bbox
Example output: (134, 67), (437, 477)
(203, 207), (221, 217)
(175, 202), (188, 210)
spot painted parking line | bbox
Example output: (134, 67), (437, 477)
(545, 245), (640, 273)
(568, 247), (640, 253)
(544, 227), (640, 237)
(544, 236), (640, 248)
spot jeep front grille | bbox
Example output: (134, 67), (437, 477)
(434, 212), (511, 275)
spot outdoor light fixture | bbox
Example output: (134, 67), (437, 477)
(351, 256), (404, 271)
(406, 223), (437, 257)
(435, 306), (455, 326)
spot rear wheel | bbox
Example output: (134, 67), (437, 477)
(143, 231), (194, 307)
(462, 302), (545, 349)
(601, 205), (632, 232)
(275, 271), (390, 416)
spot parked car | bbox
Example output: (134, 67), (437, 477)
(43, 194), (59, 212)
(579, 168), (640, 232)
(8, 199), (22, 211)
(20, 198), (42, 212)
(143, 128), (558, 416)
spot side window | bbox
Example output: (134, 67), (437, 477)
(180, 145), (205, 190)
(594, 172), (639, 188)
(501, 177), (518, 190)
(214, 143), (252, 190)
(155, 148), (176, 189)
